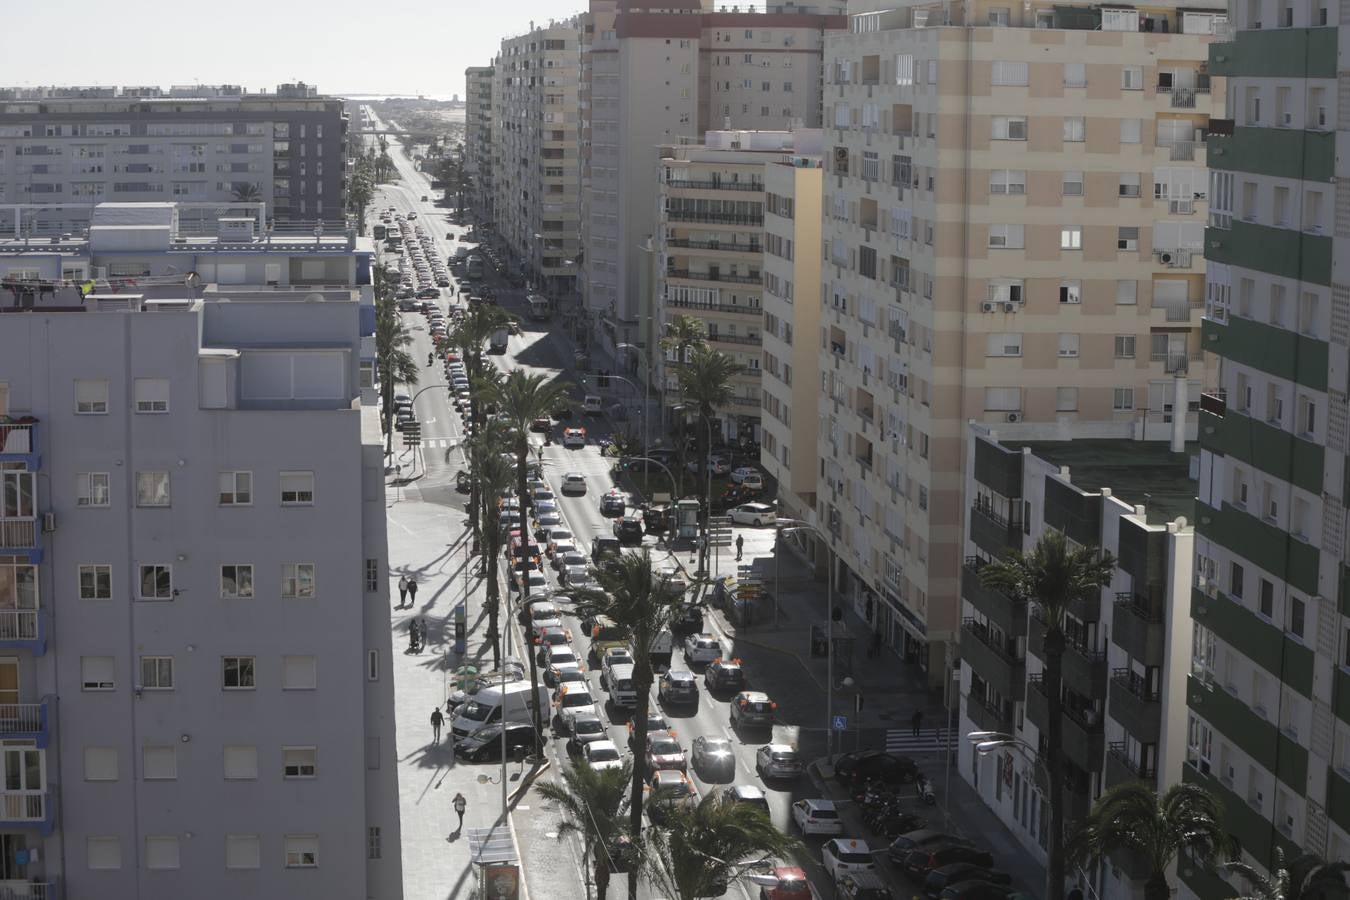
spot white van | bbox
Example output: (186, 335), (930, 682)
(605, 662), (638, 709)
(582, 395), (604, 415)
(450, 680), (549, 740)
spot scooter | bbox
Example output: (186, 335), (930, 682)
(916, 774), (937, 806)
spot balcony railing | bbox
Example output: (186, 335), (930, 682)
(707, 333), (762, 346)
(0, 700), (51, 742)
(0, 421), (37, 458)
(0, 518), (37, 551)
(666, 269), (762, 285)
(666, 238), (762, 253)
(1169, 87), (1197, 108)
(1107, 741), (1156, 780)
(664, 297), (762, 315)
(0, 787), (50, 827)
(1168, 140), (1196, 161)
(0, 610), (40, 643)
(0, 880), (56, 900)
(668, 180), (763, 192)
(962, 618), (1022, 667)
(1200, 389), (1227, 417)
(666, 210), (764, 226)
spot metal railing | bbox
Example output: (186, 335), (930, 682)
(0, 788), (47, 823)
(1108, 741), (1156, 779)
(665, 269), (762, 285)
(962, 618), (1022, 665)
(1111, 668), (1160, 702)
(0, 421), (35, 454)
(1113, 592), (1164, 625)
(1168, 141), (1196, 161)
(665, 297), (761, 315)
(0, 701), (48, 736)
(1169, 87), (1197, 108)
(1028, 674), (1104, 733)
(707, 333), (762, 346)
(665, 239), (762, 253)
(0, 611), (39, 642)
(668, 180), (763, 192)
(665, 210), (764, 226)
(0, 518), (37, 550)
(0, 880), (54, 900)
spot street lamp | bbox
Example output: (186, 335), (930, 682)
(776, 519), (839, 758)
(968, 731), (1058, 900)
(589, 369), (649, 463)
(614, 342), (652, 459)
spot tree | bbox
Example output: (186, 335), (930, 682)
(1225, 849), (1350, 900)
(643, 789), (800, 900)
(465, 422), (514, 669)
(230, 182), (261, 203)
(536, 759), (633, 900)
(448, 304), (511, 532)
(482, 369), (573, 748)
(978, 529), (1115, 900)
(347, 170), (375, 234)
(374, 298), (419, 456)
(571, 548), (689, 900)
(659, 315), (707, 362)
(674, 344), (742, 573)
(1068, 782), (1230, 900)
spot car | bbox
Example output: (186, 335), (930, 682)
(626, 712), (671, 746)
(902, 845), (994, 880)
(583, 739), (625, 771)
(545, 528), (574, 556)
(416, 286), (441, 299)
(600, 646), (634, 673)
(535, 625), (573, 651)
(938, 880), (1015, 900)
(729, 466), (762, 485)
(554, 683), (598, 720)
(530, 487), (556, 506)
(673, 603), (704, 633)
(646, 769), (698, 824)
(533, 499), (559, 519)
(563, 427), (587, 448)
(407, 211), (417, 219)
(454, 721), (540, 761)
(691, 735), (736, 780)
(527, 601), (564, 634)
(561, 473), (587, 495)
(582, 394), (604, 414)
(421, 194), (429, 201)
(590, 535), (621, 563)
(600, 491), (628, 516)
(554, 547), (586, 571)
(887, 830), (972, 861)
(545, 645), (581, 673)
(613, 517), (644, 544)
(924, 864), (1010, 899)
(531, 416), (551, 432)
(730, 691), (776, 729)
(683, 634), (723, 666)
(821, 839), (877, 881)
(791, 798), (843, 834)
(834, 750), (922, 787)
(533, 511), (563, 538)
(705, 658), (747, 692)
(756, 744), (803, 780)
(561, 562), (591, 585)
(685, 455), (731, 476)
(724, 784), (771, 817)
(565, 709), (608, 750)
(658, 670), (699, 706)
(645, 730), (688, 772)
(836, 871), (894, 900)
(545, 661), (585, 689)
(730, 502), (777, 526)
(759, 867), (816, 900)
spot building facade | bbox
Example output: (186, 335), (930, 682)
(464, 66), (495, 219)
(0, 203), (401, 898)
(819, 0), (1225, 681)
(1182, 0), (1350, 891)
(0, 86), (349, 231)
(958, 431), (1196, 900)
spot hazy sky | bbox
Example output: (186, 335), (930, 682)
(4, 0), (580, 98)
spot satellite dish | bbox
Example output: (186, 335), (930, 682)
(303, 293), (325, 303)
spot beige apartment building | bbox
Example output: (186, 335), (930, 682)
(464, 66), (494, 218)
(579, 0), (845, 366)
(761, 138), (825, 521)
(822, 0), (1225, 679)
(491, 19), (583, 298)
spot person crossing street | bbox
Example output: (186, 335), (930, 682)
(735, 534), (745, 561)
(453, 792), (467, 833)
(431, 707), (444, 744)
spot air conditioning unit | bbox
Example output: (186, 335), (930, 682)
(1006, 412), (1022, 423)
(1002, 301), (1018, 313)
(42, 512), (56, 533)
(1158, 251), (1174, 264)
(980, 301), (996, 313)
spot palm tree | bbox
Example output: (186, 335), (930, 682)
(643, 789), (800, 900)
(448, 304), (510, 530)
(978, 529), (1115, 900)
(482, 369), (573, 747)
(375, 304), (420, 455)
(346, 171), (375, 234)
(675, 344), (742, 573)
(659, 314), (707, 363)
(466, 423), (514, 668)
(571, 548), (689, 899)
(1068, 782), (1230, 900)
(230, 182), (261, 203)
(1225, 848), (1350, 900)
(537, 759), (633, 900)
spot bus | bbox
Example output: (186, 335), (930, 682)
(465, 255), (484, 281)
(527, 294), (551, 321)
(373, 223), (387, 241)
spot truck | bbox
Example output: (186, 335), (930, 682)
(648, 629), (674, 670)
(489, 328), (509, 354)
(449, 680), (550, 740)
(465, 254), (485, 281)
(527, 294), (552, 321)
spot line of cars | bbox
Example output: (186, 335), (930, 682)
(382, 209), (450, 304)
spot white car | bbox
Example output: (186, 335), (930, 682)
(729, 502), (776, 527)
(791, 799), (844, 835)
(682, 634), (723, 666)
(551, 543), (580, 569)
(546, 529), (574, 556)
(546, 645), (580, 670)
(820, 839), (876, 881)
(535, 510), (563, 531)
(583, 739), (624, 771)
(562, 563), (590, 585)
(729, 467), (761, 485)
(516, 571), (549, 595)
(561, 473), (587, 495)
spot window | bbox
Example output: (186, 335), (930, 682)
(1231, 562), (1246, 599)
(992, 61), (1029, 85)
(1117, 227), (1139, 251)
(282, 563), (316, 599)
(75, 378), (108, 414)
(368, 826), (382, 860)
(1060, 281), (1082, 304)
(992, 117), (1027, 140)
(226, 834), (261, 869)
(142, 745), (177, 780)
(1117, 280), (1137, 305)
(1113, 388), (1135, 410)
(365, 559), (379, 593)
(1120, 118), (1142, 143)
(368, 649), (380, 681)
(139, 564), (172, 600)
(984, 387), (1022, 411)
(223, 656), (256, 690)
(133, 378), (169, 413)
(79, 564), (112, 599)
(87, 837), (122, 870)
(218, 471), (252, 505)
(282, 655), (317, 690)
(85, 746), (118, 781)
(988, 224), (1024, 248)
(989, 169), (1026, 194)
(280, 471), (314, 505)
(140, 656), (174, 690)
(1062, 171), (1084, 196)
(1119, 173), (1142, 198)
(76, 472), (110, 507)
(1063, 117), (1085, 142)
(1056, 387), (1079, 411)
(1060, 226), (1083, 250)
(1121, 66), (1143, 89)
(285, 835), (318, 868)
(986, 333), (1023, 357)
(81, 655), (115, 690)
(1115, 336), (1137, 358)
(145, 836), (180, 870)
(283, 746), (317, 778)
(1288, 595), (1305, 638)
(135, 471), (170, 507)
(1064, 63), (1086, 87)
(223, 745), (258, 780)
(1298, 292), (1320, 337)
(220, 564), (254, 599)
(1059, 334), (1080, 358)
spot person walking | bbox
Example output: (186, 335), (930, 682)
(452, 792), (467, 832)
(397, 575), (409, 609)
(735, 534), (744, 561)
(911, 709), (924, 739)
(406, 577), (419, 606)
(418, 618), (428, 650)
(431, 707), (444, 744)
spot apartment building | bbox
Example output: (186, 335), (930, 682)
(1181, 0), (1350, 892)
(0, 203), (401, 899)
(761, 139), (825, 522)
(959, 430), (1195, 900)
(579, 0), (845, 361)
(491, 20), (583, 298)
(820, 0), (1225, 682)
(464, 67), (495, 219)
(0, 85), (348, 231)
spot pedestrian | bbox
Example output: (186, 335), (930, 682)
(431, 707), (444, 743)
(407, 577), (419, 605)
(735, 534), (744, 561)
(418, 618), (429, 650)
(453, 792), (467, 831)
(397, 575), (409, 608)
(911, 709), (924, 738)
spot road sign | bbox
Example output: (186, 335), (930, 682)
(832, 715), (848, 731)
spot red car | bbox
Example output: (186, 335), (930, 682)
(760, 866), (814, 900)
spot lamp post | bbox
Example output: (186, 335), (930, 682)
(590, 370), (648, 463)
(777, 519), (837, 758)
(968, 731), (1057, 900)
(614, 342), (652, 458)
(671, 405), (715, 576)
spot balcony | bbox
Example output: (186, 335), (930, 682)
(0, 518), (40, 562)
(0, 611), (45, 656)
(667, 179), (763, 192)
(666, 269), (763, 286)
(0, 882), (58, 900)
(1027, 675), (1105, 774)
(960, 619), (1026, 701)
(665, 210), (764, 227)
(965, 692), (1013, 734)
(961, 558), (1027, 637)
(969, 503), (1023, 557)
(1112, 594), (1165, 666)
(1199, 389), (1226, 417)
(707, 333), (762, 347)
(1104, 741), (1155, 788)
(0, 785), (55, 834)
(664, 296), (761, 316)
(0, 421), (40, 469)
(0, 699), (52, 748)
(665, 238), (762, 255)
(1108, 670), (1161, 743)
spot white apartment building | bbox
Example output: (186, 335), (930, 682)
(491, 20), (583, 299)
(0, 203), (401, 899)
(820, 0), (1225, 681)
(579, 0), (845, 362)
(464, 67), (495, 219)
(761, 140), (825, 522)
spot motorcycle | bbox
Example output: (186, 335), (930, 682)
(916, 774), (937, 806)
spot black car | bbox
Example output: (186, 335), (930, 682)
(888, 831), (972, 863)
(924, 864), (1009, 898)
(704, 660), (746, 692)
(599, 491), (628, 516)
(614, 517), (644, 544)
(591, 535), (621, 563)
(672, 603), (703, 634)
(835, 750), (921, 787)
(939, 880), (1015, 900)
(902, 844), (993, 879)
(837, 872), (894, 900)
(658, 670), (699, 706)
(454, 722), (539, 762)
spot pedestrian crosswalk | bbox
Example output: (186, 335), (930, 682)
(885, 729), (957, 755)
(417, 438), (457, 450)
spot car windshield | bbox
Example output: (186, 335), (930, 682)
(651, 739), (680, 755)
(773, 752), (798, 762)
(459, 700), (493, 721)
(838, 850), (872, 864)
(658, 781), (691, 798)
(574, 718), (604, 735)
(532, 606), (559, 620)
(562, 692), (591, 708)
(589, 746), (619, 761)
(702, 740), (732, 754)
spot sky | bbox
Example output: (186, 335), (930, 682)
(3, 0), (579, 99)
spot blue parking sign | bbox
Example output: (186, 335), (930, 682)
(832, 715), (848, 731)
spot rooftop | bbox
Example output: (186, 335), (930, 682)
(1008, 439), (1197, 526)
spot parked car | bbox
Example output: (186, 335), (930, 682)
(924, 864), (1009, 898)
(887, 830), (972, 862)
(939, 880), (1015, 900)
(836, 872), (894, 900)
(454, 722), (539, 762)
(821, 839), (877, 881)
(902, 844), (993, 879)
(834, 750), (921, 787)
(729, 466), (762, 485)
(791, 798), (843, 834)
(729, 502), (776, 526)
